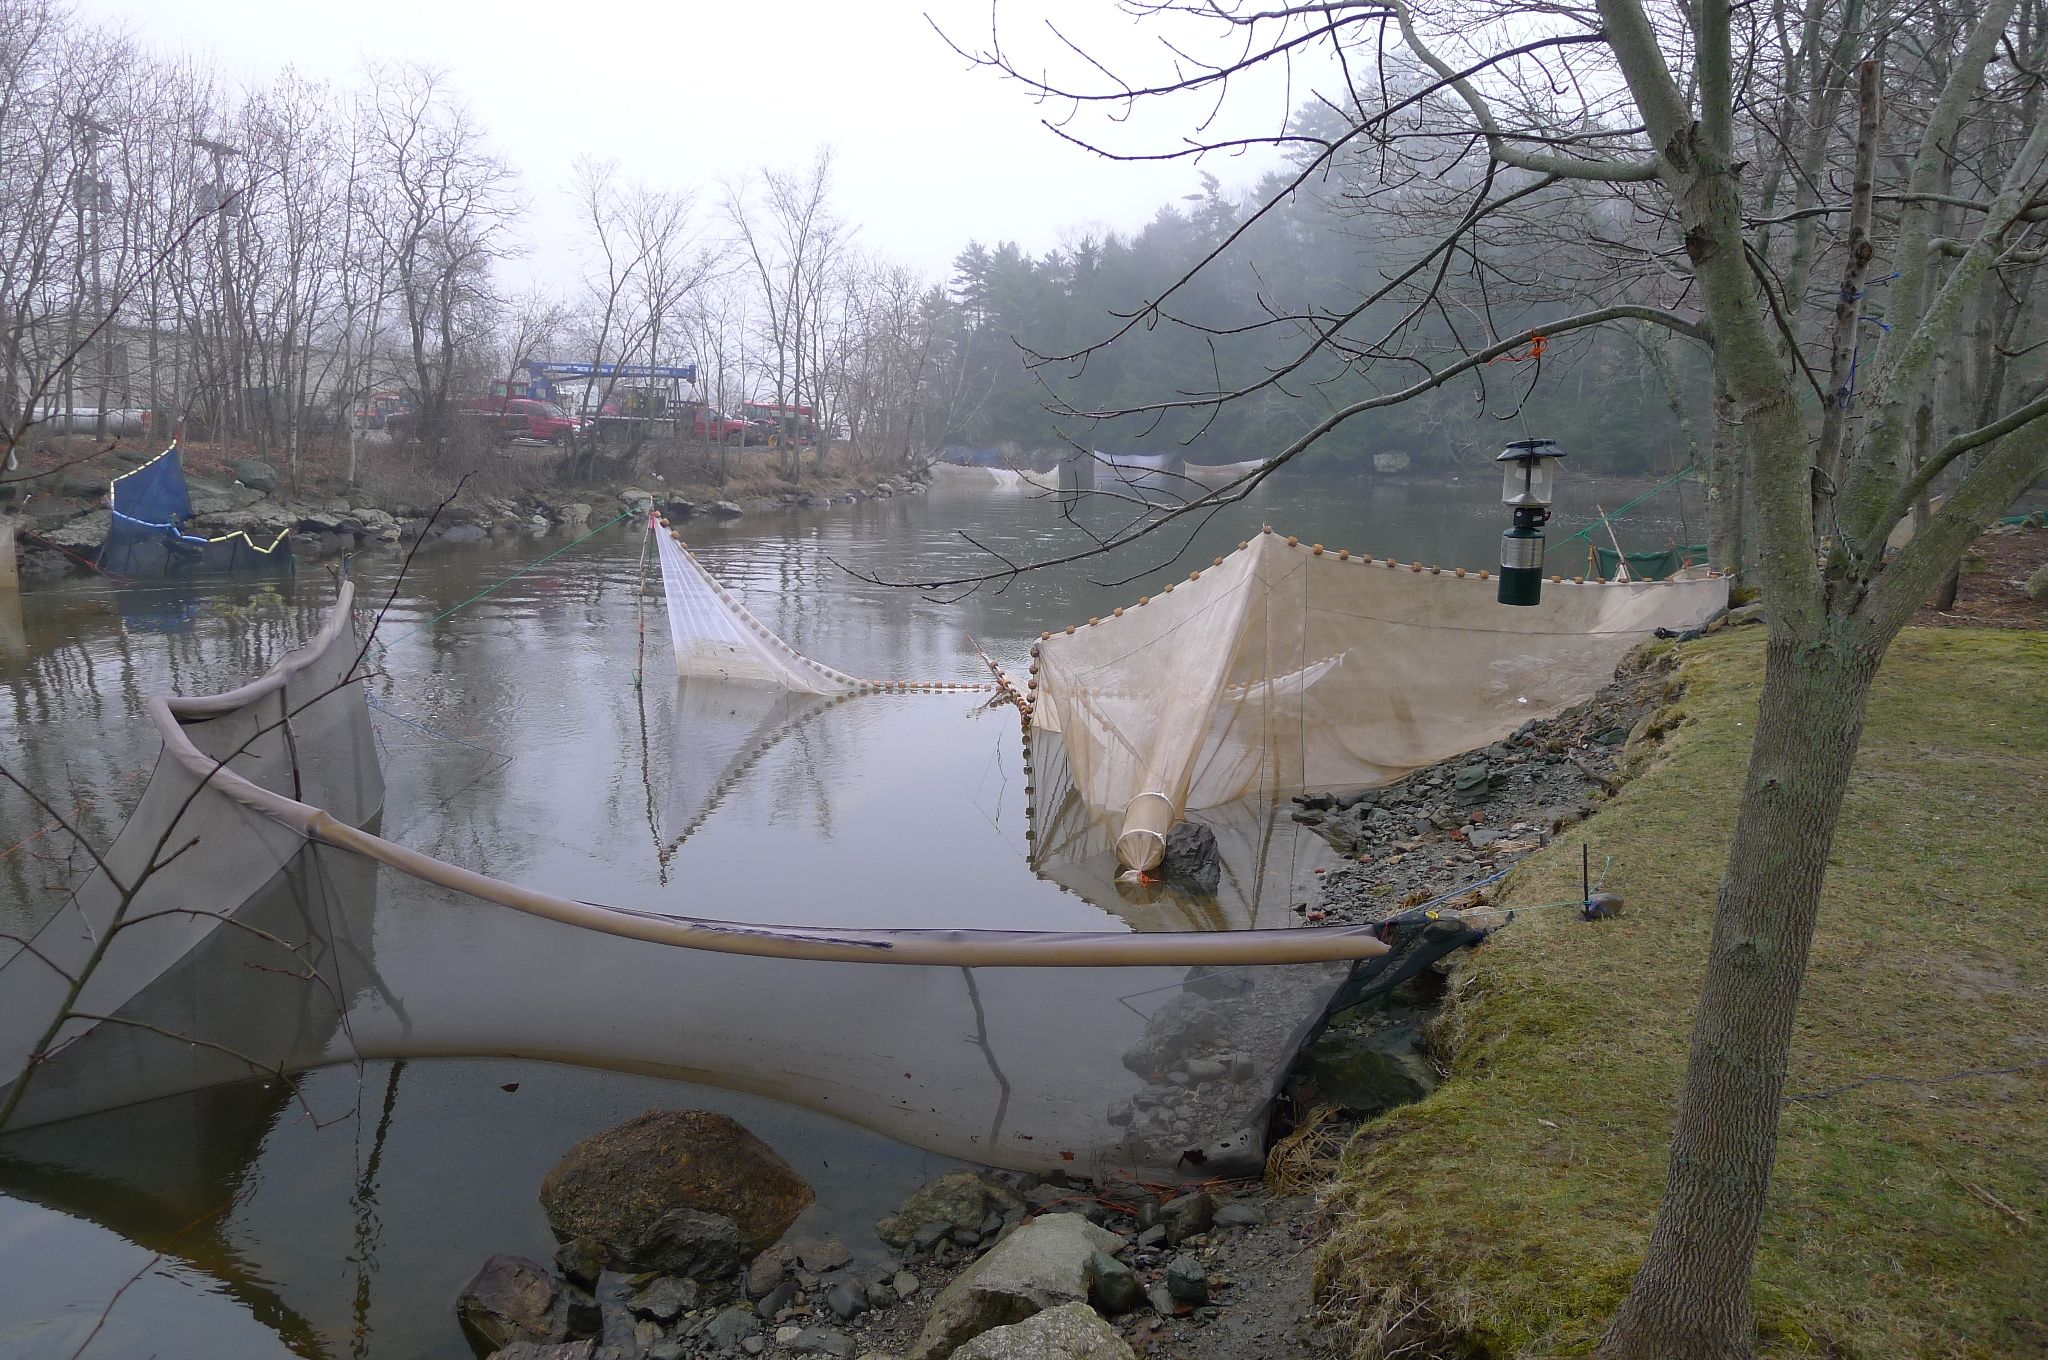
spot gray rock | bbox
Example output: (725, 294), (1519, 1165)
(909, 1221), (954, 1253)
(2027, 561), (2048, 604)
(1726, 600), (1767, 625)
(540, 1110), (813, 1258)
(906, 1214), (1123, 1360)
(630, 1275), (700, 1322)
(1145, 1284), (1177, 1316)
(793, 1236), (854, 1273)
(555, 1238), (606, 1290)
(40, 509), (110, 549)
(619, 488), (655, 510)
(1212, 1203), (1264, 1229)
(950, 1302), (1137, 1359)
(704, 1304), (761, 1352)
(1298, 1011), (1437, 1115)
(740, 1339), (766, 1358)
(238, 459), (284, 493)
(1134, 1226), (1166, 1251)
(792, 1327), (857, 1357)
(484, 1343), (596, 1360)
(756, 1280), (798, 1320)
(1083, 1251), (1143, 1315)
(709, 500), (744, 517)
(627, 1206), (741, 1280)
(745, 1245), (792, 1298)
(825, 1279), (869, 1321)
(442, 522), (487, 544)
(648, 1342), (685, 1360)
(892, 1271), (922, 1299)
(1158, 821), (1220, 896)
(877, 1171), (1024, 1248)
(1163, 1255), (1208, 1306)
(1159, 1192), (1214, 1245)
(458, 1255), (567, 1352)
(1451, 763), (1495, 806)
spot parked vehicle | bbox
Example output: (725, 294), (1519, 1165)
(351, 391), (409, 430)
(460, 395), (583, 445)
(739, 401), (817, 446)
(685, 403), (756, 445)
(590, 396), (760, 445)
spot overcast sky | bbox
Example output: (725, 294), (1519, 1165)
(88, 0), (1312, 290)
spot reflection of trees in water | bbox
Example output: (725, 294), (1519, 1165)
(1, 585), (331, 940)
(0, 1074), (330, 1356)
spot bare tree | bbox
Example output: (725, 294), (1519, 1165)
(726, 149), (846, 478)
(355, 62), (517, 449)
(937, 3), (2048, 1354)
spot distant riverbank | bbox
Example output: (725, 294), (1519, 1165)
(3, 436), (932, 585)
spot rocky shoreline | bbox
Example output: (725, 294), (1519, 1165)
(454, 633), (1744, 1360)
(6, 449), (932, 585)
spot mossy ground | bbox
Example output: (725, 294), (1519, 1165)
(1318, 626), (2047, 1359)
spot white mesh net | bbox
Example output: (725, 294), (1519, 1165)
(654, 521), (868, 693)
(1031, 530), (1729, 870)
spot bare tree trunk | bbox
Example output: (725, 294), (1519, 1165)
(1706, 385), (1745, 575)
(1601, 630), (1882, 1359)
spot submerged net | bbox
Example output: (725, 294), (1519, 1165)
(1030, 528), (1728, 870)
(0, 582), (1396, 1180)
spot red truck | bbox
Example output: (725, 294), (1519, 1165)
(596, 395), (757, 444)
(460, 395), (583, 445)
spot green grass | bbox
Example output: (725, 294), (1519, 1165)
(1317, 627), (2048, 1359)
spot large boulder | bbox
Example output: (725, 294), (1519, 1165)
(950, 1303), (1136, 1360)
(876, 1171), (1025, 1248)
(907, 1214), (1123, 1360)
(2026, 560), (2048, 604)
(231, 457), (280, 493)
(457, 1254), (573, 1353)
(539, 1110), (813, 1258)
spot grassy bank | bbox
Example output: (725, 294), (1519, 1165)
(1319, 627), (2047, 1358)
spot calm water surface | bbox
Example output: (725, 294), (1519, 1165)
(0, 472), (1701, 1358)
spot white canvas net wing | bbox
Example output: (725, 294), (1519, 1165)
(654, 521), (867, 693)
(1031, 529), (1729, 871)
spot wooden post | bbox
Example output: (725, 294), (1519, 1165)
(0, 517), (19, 594)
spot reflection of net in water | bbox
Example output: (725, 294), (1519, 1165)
(0, 584), (1388, 1185)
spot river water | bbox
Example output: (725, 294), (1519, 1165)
(0, 470), (1701, 1358)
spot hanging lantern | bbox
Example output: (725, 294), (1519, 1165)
(1497, 439), (1565, 606)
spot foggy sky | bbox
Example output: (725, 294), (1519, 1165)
(88, 0), (1308, 289)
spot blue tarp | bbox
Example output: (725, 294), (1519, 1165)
(98, 446), (290, 577)
(110, 447), (193, 525)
